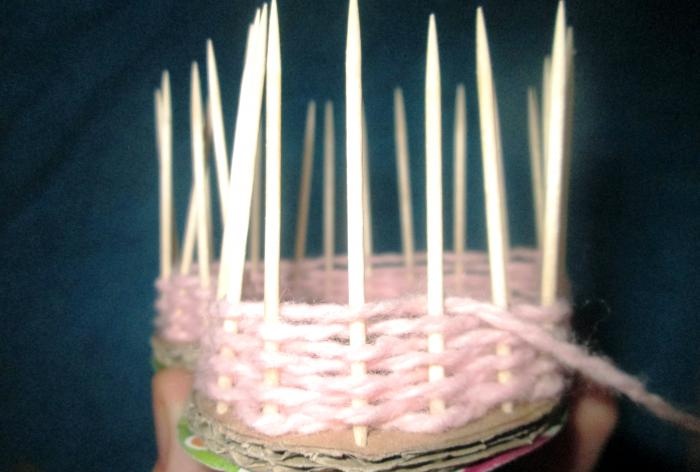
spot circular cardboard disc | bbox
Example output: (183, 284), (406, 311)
(181, 392), (567, 472)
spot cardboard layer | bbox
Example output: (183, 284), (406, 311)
(186, 392), (567, 472)
(150, 336), (199, 370)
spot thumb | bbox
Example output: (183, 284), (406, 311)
(152, 368), (209, 472)
(566, 383), (618, 472)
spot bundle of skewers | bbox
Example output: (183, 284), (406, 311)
(149, 1), (700, 471)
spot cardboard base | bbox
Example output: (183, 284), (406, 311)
(184, 392), (567, 472)
(150, 336), (199, 370)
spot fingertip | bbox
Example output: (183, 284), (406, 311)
(152, 368), (195, 471)
(153, 368), (194, 403)
(575, 383), (618, 438)
(569, 383), (618, 472)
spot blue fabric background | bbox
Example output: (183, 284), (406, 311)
(1, 1), (698, 470)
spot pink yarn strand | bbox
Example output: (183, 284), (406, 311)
(173, 251), (700, 436)
(468, 301), (700, 433)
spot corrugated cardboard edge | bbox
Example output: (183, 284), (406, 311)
(150, 336), (199, 370)
(186, 392), (567, 472)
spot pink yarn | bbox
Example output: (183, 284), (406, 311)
(154, 270), (211, 343)
(153, 249), (540, 343)
(468, 303), (700, 432)
(186, 249), (700, 436)
(154, 262), (262, 343)
(196, 293), (568, 435)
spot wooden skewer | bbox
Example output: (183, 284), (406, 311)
(213, 17), (253, 409)
(175, 99), (213, 279)
(453, 83), (467, 278)
(155, 87), (162, 180)
(204, 99), (216, 260)
(323, 100), (335, 276)
(204, 163), (215, 264)
(207, 40), (230, 224)
(215, 6), (268, 416)
(559, 26), (574, 289)
(393, 87), (415, 273)
(263, 0), (281, 417)
(541, 1), (568, 306)
(157, 89), (173, 264)
(218, 5), (269, 301)
(165, 85), (181, 265)
(155, 88), (166, 275)
(346, 0), (367, 448)
(217, 10), (260, 296)
(161, 72), (176, 265)
(179, 185), (197, 275)
(249, 123), (263, 274)
(202, 100), (215, 261)
(425, 14), (446, 415)
(191, 62), (211, 288)
(157, 71), (174, 278)
(542, 55), (551, 181)
(178, 99), (214, 279)
(294, 100), (317, 263)
(476, 8), (510, 307)
(493, 81), (510, 247)
(476, 7), (513, 414)
(362, 103), (373, 275)
(155, 86), (161, 154)
(527, 87), (544, 250)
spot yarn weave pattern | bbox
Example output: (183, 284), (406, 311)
(195, 249), (571, 435)
(155, 271), (211, 343)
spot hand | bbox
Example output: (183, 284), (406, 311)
(152, 369), (209, 472)
(502, 380), (618, 472)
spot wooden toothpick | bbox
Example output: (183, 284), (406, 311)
(191, 62), (211, 288)
(476, 7), (513, 414)
(323, 100), (335, 276)
(216, 9), (259, 296)
(215, 7), (268, 416)
(425, 14), (446, 415)
(294, 100), (316, 264)
(179, 185), (197, 275)
(203, 100), (215, 262)
(362, 103), (373, 275)
(542, 55), (551, 180)
(249, 123), (263, 274)
(346, 0), (367, 448)
(204, 161), (215, 266)
(476, 8), (510, 307)
(527, 87), (544, 250)
(155, 88), (166, 276)
(558, 26), (574, 290)
(206, 40), (230, 224)
(218, 5), (269, 301)
(393, 87), (415, 273)
(453, 83), (467, 278)
(263, 0), (281, 416)
(541, 1), (568, 306)
(179, 95), (216, 279)
(157, 71), (174, 279)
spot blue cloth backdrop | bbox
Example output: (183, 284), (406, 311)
(1, 1), (698, 470)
